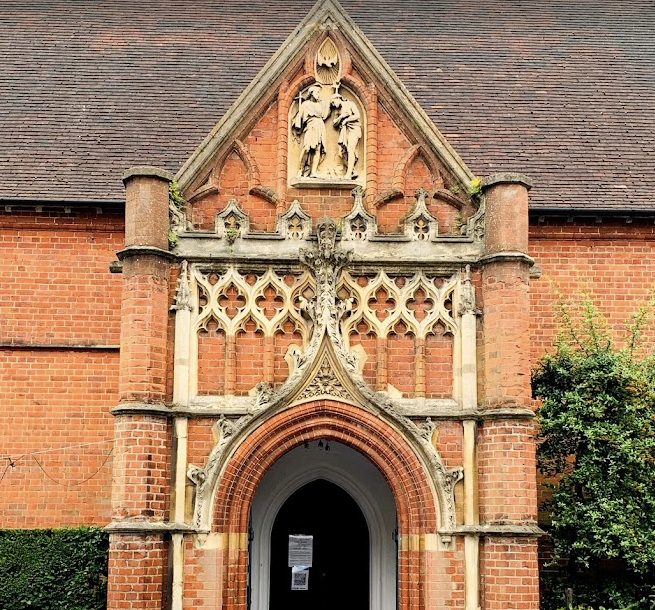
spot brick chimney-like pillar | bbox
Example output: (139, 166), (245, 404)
(107, 167), (173, 610)
(478, 173), (540, 610)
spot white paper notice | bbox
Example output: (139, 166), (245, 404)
(288, 534), (313, 567)
(291, 566), (309, 591)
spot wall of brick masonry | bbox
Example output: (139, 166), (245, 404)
(0, 207), (123, 528)
(529, 217), (655, 363)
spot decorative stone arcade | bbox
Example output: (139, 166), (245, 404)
(107, 2), (541, 610)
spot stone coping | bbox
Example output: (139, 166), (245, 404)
(122, 166), (174, 184)
(482, 172), (533, 190)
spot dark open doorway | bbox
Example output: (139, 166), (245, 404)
(269, 478), (369, 610)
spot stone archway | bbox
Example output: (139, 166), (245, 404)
(250, 441), (398, 610)
(211, 399), (439, 610)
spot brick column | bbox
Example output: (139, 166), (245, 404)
(478, 173), (540, 610)
(108, 166), (173, 610)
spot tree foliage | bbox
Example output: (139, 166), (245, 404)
(533, 299), (655, 610)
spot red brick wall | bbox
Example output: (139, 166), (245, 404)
(481, 537), (540, 610)
(529, 217), (655, 363)
(0, 207), (123, 528)
(107, 534), (168, 610)
(0, 208), (123, 345)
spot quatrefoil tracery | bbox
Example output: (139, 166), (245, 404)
(192, 266), (460, 343)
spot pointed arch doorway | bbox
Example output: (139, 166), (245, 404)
(250, 441), (398, 610)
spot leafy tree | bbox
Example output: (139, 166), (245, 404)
(533, 299), (655, 610)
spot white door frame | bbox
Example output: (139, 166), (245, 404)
(250, 442), (397, 610)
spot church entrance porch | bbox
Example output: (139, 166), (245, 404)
(251, 441), (397, 610)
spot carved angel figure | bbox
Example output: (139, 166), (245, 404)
(292, 85), (332, 178)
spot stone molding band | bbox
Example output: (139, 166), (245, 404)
(111, 403), (171, 417)
(104, 520), (544, 538)
(111, 402), (534, 421)
(446, 524), (545, 537)
(105, 521), (196, 534)
(121, 166), (174, 184)
(481, 172), (533, 190)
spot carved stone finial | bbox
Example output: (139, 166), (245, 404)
(404, 189), (438, 241)
(343, 187), (377, 241)
(351, 185), (365, 202)
(415, 188), (430, 203)
(171, 260), (192, 311)
(459, 264), (477, 316)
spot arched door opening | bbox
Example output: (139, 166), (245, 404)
(270, 479), (369, 610)
(250, 440), (398, 610)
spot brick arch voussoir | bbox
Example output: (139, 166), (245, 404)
(212, 399), (438, 536)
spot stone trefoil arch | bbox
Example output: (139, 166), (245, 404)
(186, 217), (464, 537)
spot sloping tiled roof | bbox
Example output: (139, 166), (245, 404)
(1, 0), (654, 209)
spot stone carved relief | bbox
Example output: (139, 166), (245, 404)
(315, 37), (341, 85)
(288, 37), (365, 188)
(187, 218), (464, 535)
(290, 83), (365, 186)
(297, 356), (352, 401)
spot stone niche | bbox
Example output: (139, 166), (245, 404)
(288, 83), (366, 189)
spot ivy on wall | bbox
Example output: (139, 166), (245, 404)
(0, 527), (108, 610)
(533, 299), (655, 610)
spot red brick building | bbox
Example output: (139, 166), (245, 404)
(1, 1), (654, 609)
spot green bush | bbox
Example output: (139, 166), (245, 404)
(0, 527), (108, 610)
(533, 299), (655, 610)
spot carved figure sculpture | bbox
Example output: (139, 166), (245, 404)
(331, 94), (362, 180)
(292, 85), (332, 178)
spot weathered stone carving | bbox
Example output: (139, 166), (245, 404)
(404, 189), (439, 241)
(331, 92), (362, 180)
(215, 199), (249, 241)
(289, 84), (365, 187)
(417, 417), (436, 444)
(297, 357), (352, 401)
(171, 260), (193, 312)
(169, 195), (187, 234)
(276, 199), (312, 240)
(315, 37), (341, 85)
(458, 264), (477, 316)
(343, 187), (377, 241)
(292, 85), (332, 179)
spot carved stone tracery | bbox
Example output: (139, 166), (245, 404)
(186, 218), (464, 533)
